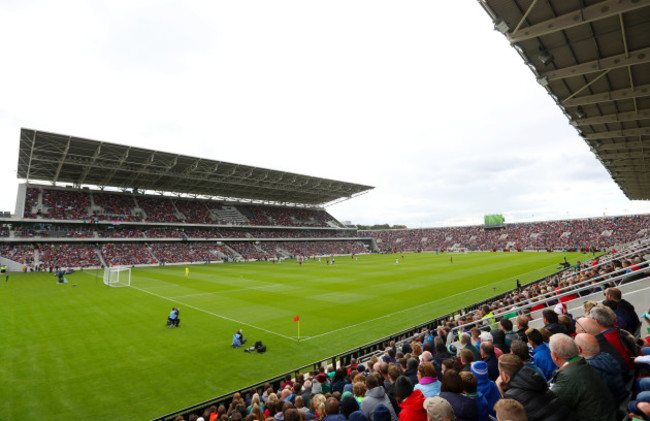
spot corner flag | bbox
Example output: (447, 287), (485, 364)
(294, 315), (300, 341)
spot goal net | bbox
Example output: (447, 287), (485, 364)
(103, 266), (131, 287)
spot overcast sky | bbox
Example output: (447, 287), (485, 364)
(1, 1), (648, 228)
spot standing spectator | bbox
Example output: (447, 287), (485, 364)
(549, 334), (616, 421)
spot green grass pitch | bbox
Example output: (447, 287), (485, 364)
(0, 251), (583, 420)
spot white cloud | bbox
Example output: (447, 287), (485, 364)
(1, 1), (648, 226)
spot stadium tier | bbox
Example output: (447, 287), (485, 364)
(2, 184), (650, 269)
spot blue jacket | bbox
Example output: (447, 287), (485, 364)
(476, 378), (500, 417)
(531, 343), (557, 380)
(586, 353), (629, 405)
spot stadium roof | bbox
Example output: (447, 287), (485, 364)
(17, 128), (374, 206)
(478, 0), (650, 199)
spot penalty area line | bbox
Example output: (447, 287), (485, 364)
(128, 284), (298, 342)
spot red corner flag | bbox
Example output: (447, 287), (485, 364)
(294, 316), (300, 322)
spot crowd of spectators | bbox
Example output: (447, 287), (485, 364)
(150, 243), (217, 264)
(38, 243), (102, 268)
(92, 191), (141, 221)
(0, 243), (34, 265)
(21, 187), (341, 228)
(101, 243), (158, 266)
(363, 214), (650, 252)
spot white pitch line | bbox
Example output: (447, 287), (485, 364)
(300, 283), (495, 342)
(128, 284), (298, 341)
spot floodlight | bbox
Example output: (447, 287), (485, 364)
(494, 19), (509, 34)
(537, 76), (549, 87)
(538, 47), (554, 65)
(576, 106), (586, 119)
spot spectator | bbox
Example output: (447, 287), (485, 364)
(423, 397), (455, 421)
(604, 287), (641, 335)
(360, 373), (398, 421)
(394, 376), (427, 421)
(470, 361), (499, 419)
(509, 339), (545, 379)
(438, 370), (478, 421)
(458, 371), (488, 421)
(542, 309), (568, 335)
(323, 397), (346, 421)
(403, 358), (419, 387)
(526, 328), (557, 381)
(480, 342), (498, 381)
(493, 399), (527, 421)
(496, 353), (574, 421)
(414, 362), (441, 398)
(590, 305), (637, 372)
(549, 333), (616, 421)
(459, 333), (481, 362)
(574, 333), (628, 406)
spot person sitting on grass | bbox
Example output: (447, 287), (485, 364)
(232, 329), (247, 348)
(167, 307), (180, 327)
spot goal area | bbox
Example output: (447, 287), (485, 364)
(103, 266), (131, 287)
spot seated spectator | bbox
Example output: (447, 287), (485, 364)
(549, 333), (616, 421)
(574, 333), (628, 406)
(590, 305), (637, 373)
(470, 361), (499, 419)
(414, 362), (441, 398)
(438, 370), (478, 421)
(458, 349), (474, 372)
(394, 376), (427, 421)
(496, 353), (574, 421)
(493, 399), (527, 421)
(542, 309), (568, 335)
(323, 397), (346, 421)
(526, 328), (557, 381)
(605, 287), (641, 335)
(458, 371), (488, 421)
(459, 333), (481, 362)
(509, 339), (545, 379)
(423, 397), (455, 421)
(360, 373), (398, 421)
(480, 342), (499, 381)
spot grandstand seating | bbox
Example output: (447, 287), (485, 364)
(363, 214), (650, 252)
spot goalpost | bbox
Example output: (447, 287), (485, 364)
(103, 266), (131, 287)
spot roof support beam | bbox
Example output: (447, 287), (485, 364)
(542, 46), (650, 81)
(508, 0), (650, 43)
(52, 137), (72, 183)
(563, 83), (650, 106)
(77, 143), (102, 185)
(584, 127), (650, 139)
(575, 110), (650, 125)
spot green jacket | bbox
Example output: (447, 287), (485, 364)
(550, 357), (616, 421)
